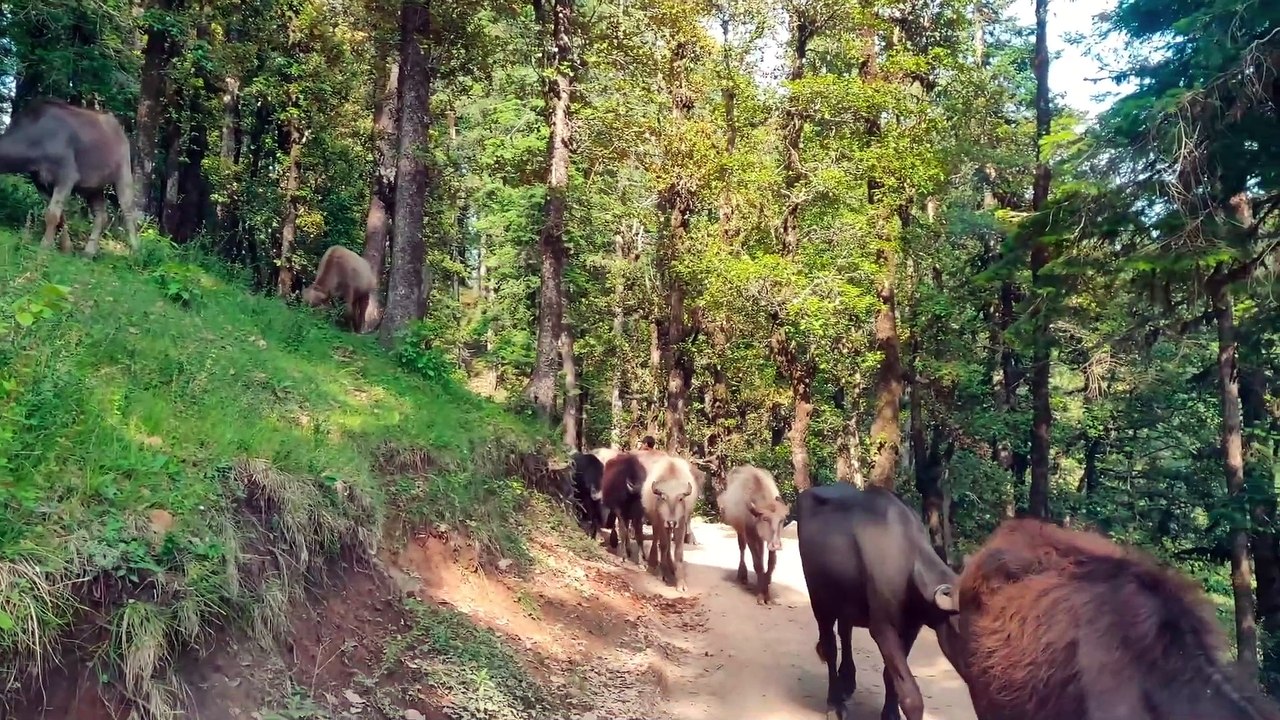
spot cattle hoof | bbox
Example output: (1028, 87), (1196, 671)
(736, 568), (749, 584)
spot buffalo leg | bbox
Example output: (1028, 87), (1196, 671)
(615, 510), (630, 562)
(837, 616), (857, 700)
(748, 533), (767, 603)
(631, 512), (646, 564)
(58, 215), (71, 254)
(647, 520), (662, 574)
(760, 547), (777, 604)
(816, 619), (843, 718)
(114, 166), (140, 253)
(672, 517), (687, 591)
(872, 621), (923, 720)
(42, 181), (75, 250)
(84, 192), (108, 258)
(736, 532), (749, 584)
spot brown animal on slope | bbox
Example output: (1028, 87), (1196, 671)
(717, 464), (789, 604)
(0, 99), (138, 257)
(301, 245), (378, 333)
(641, 455), (698, 591)
(941, 518), (1280, 720)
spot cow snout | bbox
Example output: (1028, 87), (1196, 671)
(768, 538), (783, 552)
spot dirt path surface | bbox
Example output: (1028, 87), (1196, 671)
(624, 517), (977, 720)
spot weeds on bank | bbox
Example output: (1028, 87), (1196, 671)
(384, 598), (553, 720)
(0, 229), (546, 715)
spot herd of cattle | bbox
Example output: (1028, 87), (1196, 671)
(567, 442), (1280, 720)
(6, 99), (1279, 720)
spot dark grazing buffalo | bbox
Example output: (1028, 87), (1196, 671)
(945, 518), (1280, 720)
(795, 483), (960, 720)
(569, 452), (606, 538)
(598, 452), (650, 564)
(0, 99), (139, 257)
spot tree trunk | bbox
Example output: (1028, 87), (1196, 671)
(648, 318), (662, 439)
(790, 368), (814, 490)
(705, 321), (731, 493)
(609, 229), (626, 448)
(523, 0), (574, 415)
(1026, 0), (1053, 519)
(869, 253), (904, 489)
(215, 75), (240, 240)
(718, 14), (737, 242)
(379, 0), (433, 346)
(275, 119), (304, 296)
(660, 41), (696, 454)
(134, 0), (175, 220)
(779, 20), (813, 257)
(1243, 365), (1280, 691)
(560, 326), (581, 451)
(834, 382), (865, 486)
(175, 112), (209, 243)
(771, 325), (814, 490)
(772, 13), (818, 489)
(1213, 279), (1258, 675)
(159, 92), (184, 238)
(363, 43), (400, 328)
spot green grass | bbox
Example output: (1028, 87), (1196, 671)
(0, 228), (551, 714)
(383, 598), (554, 720)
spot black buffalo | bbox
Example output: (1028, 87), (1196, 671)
(570, 452), (606, 538)
(796, 483), (961, 720)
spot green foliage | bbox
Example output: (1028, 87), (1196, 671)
(149, 262), (208, 307)
(0, 228), (543, 712)
(384, 598), (554, 720)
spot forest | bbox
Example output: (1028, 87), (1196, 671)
(2, 0), (1280, 701)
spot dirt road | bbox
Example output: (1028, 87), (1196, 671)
(626, 517), (977, 720)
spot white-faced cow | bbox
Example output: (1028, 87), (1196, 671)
(717, 464), (789, 604)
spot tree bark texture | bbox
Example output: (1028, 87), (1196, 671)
(779, 19), (813, 257)
(134, 0), (176, 219)
(522, 0), (574, 416)
(1243, 365), (1280, 691)
(560, 326), (581, 450)
(1213, 279), (1258, 676)
(1026, 0), (1053, 519)
(363, 43), (399, 326)
(771, 13), (818, 489)
(275, 119), (303, 296)
(215, 75), (240, 239)
(379, 0), (433, 346)
(834, 382), (865, 487)
(869, 256), (904, 489)
(660, 40), (696, 454)
(718, 14), (737, 243)
(771, 324), (814, 490)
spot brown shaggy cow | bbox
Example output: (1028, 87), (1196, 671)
(940, 518), (1280, 720)
(301, 245), (378, 333)
(717, 464), (789, 604)
(641, 455), (698, 590)
(0, 99), (139, 257)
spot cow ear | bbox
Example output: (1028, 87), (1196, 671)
(932, 584), (959, 613)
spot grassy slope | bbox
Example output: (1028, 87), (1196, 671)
(0, 228), (550, 713)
